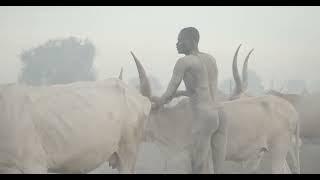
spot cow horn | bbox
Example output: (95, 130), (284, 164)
(242, 48), (254, 91)
(232, 44), (243, 96)
(130, 51), (152, 98)
(118, 67), (123, 80)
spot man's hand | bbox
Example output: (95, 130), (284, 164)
(150, 96), (163, 110)
(151, 103), (160, 110)
(151, 96), (161, 102)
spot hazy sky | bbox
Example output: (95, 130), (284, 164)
(1, 6), (319, 89)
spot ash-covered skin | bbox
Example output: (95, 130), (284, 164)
(151, 27), (222, 174)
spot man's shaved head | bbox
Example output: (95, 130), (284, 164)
(176, 27), (200, 55)
(180, 27), (200, 44)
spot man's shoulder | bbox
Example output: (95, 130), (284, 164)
(199, 52), (216, 61)
(177, 52), (216, 63)
(177, 55), (193, 63)
(174, 56), (190, 68)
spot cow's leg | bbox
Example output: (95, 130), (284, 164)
(211, 109), (227, 174)
(117, 126), (142, 174)
(286, 138), (301, 174)
(247, 148), (267, 174)
(117, 151), (135, 174)
(164, 157), (168, 172)
(283, 160), (292, 174)
(108, 152), (120, 170)
(118, 166), (132, 174)
(270, 135), (290, 174)
(271, 149), (288, 174)
(286, 146), (298, 174)
(118, 143), (138, 174)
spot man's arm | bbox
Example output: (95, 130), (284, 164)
(151, 90), (189, 110)
(157, 58), (188, 105)
(208, 57), (218, 102)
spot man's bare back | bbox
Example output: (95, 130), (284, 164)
(152, 53), (218, 108)
(181, 52), (218, 104)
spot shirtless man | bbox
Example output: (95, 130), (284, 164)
(151, 27), (222, 174)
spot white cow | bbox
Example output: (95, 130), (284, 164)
(0, 57), (152, 174)
(215, 45), (301, 174)
(133, 45), (300, 174)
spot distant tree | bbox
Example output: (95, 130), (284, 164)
(18, 36), (96, 86)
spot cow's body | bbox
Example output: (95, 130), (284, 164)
(0, 78), (151, 173)
(144, 94), (300, 173)
(216, 94), (300, 173)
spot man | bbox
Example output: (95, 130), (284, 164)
(151, 27), (222, 173)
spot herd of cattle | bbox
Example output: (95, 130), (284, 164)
(0, 45), (319, 174)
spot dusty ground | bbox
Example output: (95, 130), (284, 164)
(90, 141), (320, 174)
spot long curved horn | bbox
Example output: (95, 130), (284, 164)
(130, 51), (152, 98)
(242, 48), (254, 90)
(118, 67), (123, 80)
(232, 44), (242, 96)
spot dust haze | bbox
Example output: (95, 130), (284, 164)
(0, 6), (320, 174)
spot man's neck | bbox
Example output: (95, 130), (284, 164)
(185, 48), (199, 55)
